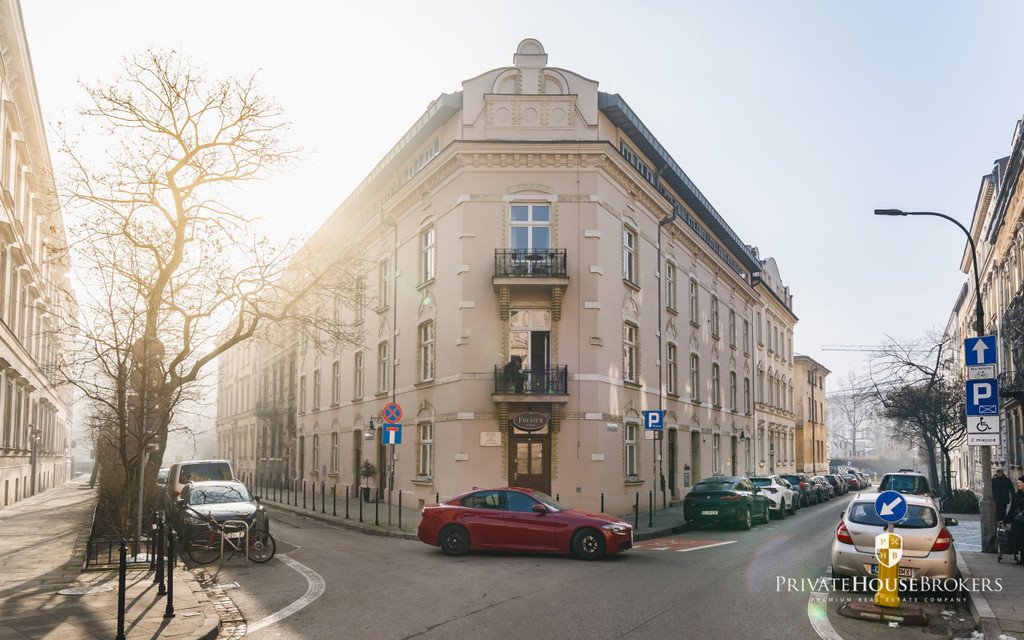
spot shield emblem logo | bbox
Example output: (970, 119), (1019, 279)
(874, 532), (903, 568)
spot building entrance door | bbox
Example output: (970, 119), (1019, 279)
(668, 429), (678, 499)
(508, 419), (551, 494)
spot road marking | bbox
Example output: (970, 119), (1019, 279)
(675, 540), (736, 553)
(807, 588), (845, 640)
(245, 554), (326, 635)
(634, 538), (736, 553)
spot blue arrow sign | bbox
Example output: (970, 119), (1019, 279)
(381, 423), (402, 445)
(964, 336), (997, 366)
(875, 490), (907, 523)
(642, 410), (665, 431)
(966, 380), (999, 416)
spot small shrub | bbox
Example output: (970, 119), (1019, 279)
(942, 489), (979, 514)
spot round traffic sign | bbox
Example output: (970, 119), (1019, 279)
(875, 490), (907, 523)
(382, 402), (402, 424)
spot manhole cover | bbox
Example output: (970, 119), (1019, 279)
(58, 585), (114, 595)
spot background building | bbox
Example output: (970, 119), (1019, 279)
(217, 39), (812, 512)
(794, 355), (830, 474)
(0, 0), (76, 508)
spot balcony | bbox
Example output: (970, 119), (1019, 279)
(998, 371), (1024, 403)
(493, 249), (568, 287)
(492, 364), (569, 403)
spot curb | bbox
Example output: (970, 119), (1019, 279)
(633, 523), (689, 541)
(264, 500), (419, 540)
(955, 548), (1005, 638)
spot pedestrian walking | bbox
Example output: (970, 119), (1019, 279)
(1003, 477), (1024, 565)
(993, 468), (1014, 523)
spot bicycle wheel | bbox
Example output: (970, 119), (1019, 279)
(247, 532), (276, 563)
(186, 533), (221, 565)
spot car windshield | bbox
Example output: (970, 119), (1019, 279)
(780, 475), (801, 485)
(530, 491), (567, 511)
(180, 463), (232, 483)
(880, 475), (930, 494)
(694, 481), (735, 491)
(188, 484), (251, 505)
(750, 478), (772, 487)
(847, 502), (938, 529)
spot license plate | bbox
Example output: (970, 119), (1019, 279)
(701, 510), (719, 516)
(870, 565), (913, 577)
(225, 531), (246, 539)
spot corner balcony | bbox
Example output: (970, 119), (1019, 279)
(492, 364), (570, 403)
(493, 249), (568, 287)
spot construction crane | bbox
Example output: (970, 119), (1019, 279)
(821, 344), (933, 353)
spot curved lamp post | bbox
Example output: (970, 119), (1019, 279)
(874, 208), (995, 552)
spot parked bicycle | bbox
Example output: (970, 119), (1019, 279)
(180, 503), (276, 565)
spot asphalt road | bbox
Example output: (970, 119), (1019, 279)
(203, 493), (893, 640)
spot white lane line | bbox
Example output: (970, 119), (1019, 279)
(807, 591), (845, 640)
(245, 554), (326, 635)
(675, 540), (737, 553)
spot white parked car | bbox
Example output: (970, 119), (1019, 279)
(750, 475), (797, 518)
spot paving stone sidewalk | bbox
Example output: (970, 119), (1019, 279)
(958, 542), (1024, 639)
(0, 479), (225, 639)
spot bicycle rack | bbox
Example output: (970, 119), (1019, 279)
(220, 520), (251, 567)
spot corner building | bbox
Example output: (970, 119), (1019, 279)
(220, 40), (802, 513)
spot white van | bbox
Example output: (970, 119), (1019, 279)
(165, 459), (235, 512)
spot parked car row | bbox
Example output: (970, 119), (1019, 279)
(840, 471), (874, 492)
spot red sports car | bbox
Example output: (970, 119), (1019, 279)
(417, 487), (633, 560)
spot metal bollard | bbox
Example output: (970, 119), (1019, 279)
(436, 492), (440, 504)
(116, 540), (127, 640)
(398, 492), (403, 529)
(156, 513), (166, 595)
(359, 489), (364, 523)
(649, 491), (654, 528)
(321, 482), (326, 513)
(312, 481), (316, 511)
(556, 493), (560, 502)
(345, 485), (350, 519)
(634, 492), (640, 530)
(375, 494), (379, 526)
(303, 480), (307, 510)
(164, 526), (176, 618)
(149, 514), (157, 571)
(601, 493), (605, 513)
(332, 484), (337, 516)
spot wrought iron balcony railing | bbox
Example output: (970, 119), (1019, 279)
(494, 249), (567, 279)
(998, 371), (1024, 399)
(494, 364), (569, 396)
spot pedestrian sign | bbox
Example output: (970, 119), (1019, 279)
(965, 380), (999, 416)
(964, 336), (997, 366)
(875, 491), (907, 523)
(382, 402), (402, 424)
(642, 410), (665, 430)
(382, 423), (402, 445)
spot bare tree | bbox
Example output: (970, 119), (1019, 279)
(827, 370), (879, 458)
(60, 50), (368, 535)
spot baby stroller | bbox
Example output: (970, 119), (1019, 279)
(996, 523), (1014, 563)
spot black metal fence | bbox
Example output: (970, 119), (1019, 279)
(86, 534), (154, 569)
(494, 249), (567, 278)
(493, 365), (569, 395)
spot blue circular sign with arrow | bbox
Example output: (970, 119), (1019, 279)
(875, 490), (908, 523)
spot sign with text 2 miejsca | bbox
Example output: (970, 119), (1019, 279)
(964, 336), (999, 447)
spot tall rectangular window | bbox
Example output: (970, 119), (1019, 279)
(330, 432), (339, 473)
(312, 368), (321, 411)
(312, 434), (320, 473)
(354, 277), (366, 323)
(730, 371), (738, 411)
(710, 296), (720, 337)
(756, 311), (762, 344)
(689, 353), (700, 402)
(421, 226), (436, 282)
(743, 320), (750, 353)
(711, 364), (721, 407)
(419, 321), (435, 382)
(353, 351), (364, 399)
(767, 320), (774, 353)
(510, 204), (551, 252)
(625, 422), (638, 477)
(728, 309), (736, 347)
(332, 361), (340, 405)
(377, 341), (389, 394)
(713, 434), (721, 474)
(667, 343), (678, 396)
(299, 375), (307, 413)
(689, 279), (699, 323)
(744, 377), (751, 414)
(377, 259), (389, 309)
(623, 228), (637, 283)
(624, 322), (638, 384)
(418, 422), (434, 477)
(665, 262), (676, 310)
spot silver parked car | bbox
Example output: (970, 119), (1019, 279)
(831, 493), (958, 580)
(750, 476), (797, 517)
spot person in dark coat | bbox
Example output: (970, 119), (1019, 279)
(503, 355), (526, 393)
(1004, 477), (1024, 564)
(993, 468), (1014, 523)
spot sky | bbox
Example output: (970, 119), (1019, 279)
(19, 0), (1024, 393)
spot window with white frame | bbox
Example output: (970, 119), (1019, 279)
(353, 351), (364, 398)
(377, 341), (389, 394)
(743, 320), (750, 352)
(711, 296), (720, 337)
(711, 363), (721, 407)
(767, 320), (773, 353)
(690, 353), (700, 402)
(624, 322), (639, 384)
(713, 434), (721, 474)
(377, 259), (389, 309)
(623, 227), (637, 283)
(312, 433), (320, 473)
(510, 204), (551, 253)
(418, 422), (434, 477)
(419, 321), (435, 382)
(756, 311), (763, 344)
(312, 368), (321, 411)
(729, 309), (736, 347)
(421, 226), (436, 283)
(354, 277), (366, 323)
(665, 261), (676, 310)
(667, 342), (678, 396)
(625, 422), (638, 477)
(299, 375), (307, 413)
(744, 377), (751, 414)
(331, 432), (339, 473)
(332, 361), (340, 405)
(689, 279), (699, 323)
(730, 371), (737, 411)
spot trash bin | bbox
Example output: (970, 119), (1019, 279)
(361, 486), (372, 503)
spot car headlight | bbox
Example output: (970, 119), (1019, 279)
(602, 523), (632, 534)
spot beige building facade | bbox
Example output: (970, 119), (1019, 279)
(794, 355), (830, 474)
(0, 0), (76, 509)
(217, 40), (805, 513)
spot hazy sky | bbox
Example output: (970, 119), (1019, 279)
(20, 1), (1024, 388)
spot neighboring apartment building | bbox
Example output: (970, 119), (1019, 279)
(216, 40), (803, 513)
(794, 355), (830, 474)
(943, 117), (1024, 490)
(0, 0), (76, 508)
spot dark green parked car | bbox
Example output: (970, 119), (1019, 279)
(683, 476), (773, 530)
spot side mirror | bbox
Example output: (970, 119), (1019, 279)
(254, 496), (261, 504)
(176, 498), (185, 508)
(944, 517), (959, 527)
(532, 503), (547, 514)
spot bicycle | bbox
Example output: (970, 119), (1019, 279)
(181, 505), (276, 565)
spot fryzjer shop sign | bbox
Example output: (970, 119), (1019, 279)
(511, 412), (548, 431)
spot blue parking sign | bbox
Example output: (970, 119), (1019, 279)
(966, 380), (999, 416)
(642, 410), (665, 430)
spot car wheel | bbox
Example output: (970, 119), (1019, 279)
(787, 498), (796, 515)
(762, 504), (771, 523)
(572, 528), (606, 560)
(739, 507), (752, 530)
(439, 525), (470, 556)
(777, 501), (786, 519)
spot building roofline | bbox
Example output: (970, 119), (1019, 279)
(793, 354), (831, 374)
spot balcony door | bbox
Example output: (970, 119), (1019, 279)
(510, 310), (550, 392)
(510, 204), (550, 274)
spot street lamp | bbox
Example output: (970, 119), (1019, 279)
(28, 425), (40, 496)
(874, 208), (995, 552)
